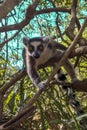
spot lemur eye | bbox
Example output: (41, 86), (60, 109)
(38, 45), (44, 51)
(28, 46), (34, 53)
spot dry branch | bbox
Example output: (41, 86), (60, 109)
(65, 0), (87, 45)
(0, 0), (40, 32)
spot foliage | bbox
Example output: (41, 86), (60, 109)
(0, 0), (87, 130)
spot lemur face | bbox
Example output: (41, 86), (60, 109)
(23, 37), (50, 59)
(28, 41), (44, 59)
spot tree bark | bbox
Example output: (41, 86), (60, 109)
(0, 0), (21, 20)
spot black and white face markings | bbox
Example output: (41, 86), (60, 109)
(23, 37), (55, 67)
(27, 38), (45, 59)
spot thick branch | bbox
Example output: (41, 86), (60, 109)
(37, 7), (71, 15)
(65, 0), (78, 40)
(0, 0), (21, 21)
(65, 0), (87, 45)
(54, 79), (87, 92)
(72, 78), (87, 92)
(0, 106), (36, 130)
(0, 0), (40, 32)
(43, 45), (87, 64)
(70, 46), (87, 57)
(0, 7), (70, 32)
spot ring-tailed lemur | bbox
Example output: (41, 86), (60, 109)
(22, 36), (84, 115)
(23, 36), (76, 88)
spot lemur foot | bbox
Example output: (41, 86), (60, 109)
(37, 79), (48, 90)
(37, 82), (45, 89)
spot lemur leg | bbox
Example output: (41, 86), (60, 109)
(63, 60), (77, 97)
(69, 93), (84, 115)
(63, 60), (84, 115)
(63, 60), (77, 82)
(25, 54), (45, 89)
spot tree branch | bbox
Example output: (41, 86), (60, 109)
(0, 0), (21, 20)
(53, 79), (87, 92)
(70, 46), (87, 57)
(65, 0), (78, 40)
(72, 78), (87, 92)
(45, 17), (87, 86)
(0, 7), (70, 32)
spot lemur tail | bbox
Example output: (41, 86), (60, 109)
(56, 69), (84, 116)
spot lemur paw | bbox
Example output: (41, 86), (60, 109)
(37, 82), (45, 90)
(72, 77), (78, 83)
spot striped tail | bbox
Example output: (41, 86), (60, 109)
(56, 69), (84, 115)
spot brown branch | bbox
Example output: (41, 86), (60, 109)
(37, 7), (71, 15)
(72, 78), (87, 92)
(65, 0), (87, 45)
(0, 7), (71, 32)
(65, 0), (78, 40)
(0, 0), (40, 32)
(0, 89), (43, 130)
(41, 45), (87, 66)
(0, 0), (21, 21)
(53, 79), (87, 92)
(0, 106), (36, 130)
(70, 46), (87, 57)
(56, 78), (87, 92)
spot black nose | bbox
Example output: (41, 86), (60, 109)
(33, 52), (40, 59)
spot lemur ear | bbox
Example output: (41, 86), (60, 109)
(23, 37), (29, 46)
(42, 36), (50, 43)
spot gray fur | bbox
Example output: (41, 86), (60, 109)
(23, 36), (77, 89)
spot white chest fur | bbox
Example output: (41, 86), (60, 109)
(35, 49), (54, 68)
